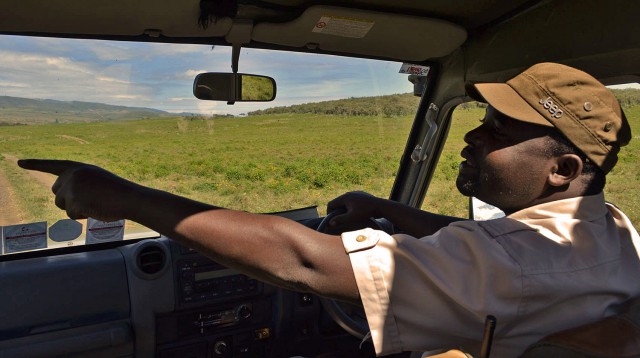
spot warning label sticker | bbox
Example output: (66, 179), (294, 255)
(399, 63), (431, 76)
(312, 16), (374, 38)
(49, 219), (83, 242)
(86, 218), (125, 244)
(3, 222), (48, 254)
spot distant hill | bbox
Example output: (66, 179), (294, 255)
(0, 96), (176, 125)
(1, 88), (638, 125)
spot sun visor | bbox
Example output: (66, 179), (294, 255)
(0, 0), (232, 37)
(252, 6), (467, 62)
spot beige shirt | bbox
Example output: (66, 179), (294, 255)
(342, 193), (640, 357)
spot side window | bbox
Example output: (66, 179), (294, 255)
(420, 102), (486, 218)
(422, 95), (640, 228)
(606, 94), (640, 227)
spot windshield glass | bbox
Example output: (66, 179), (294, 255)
(0, 36), (417, 253)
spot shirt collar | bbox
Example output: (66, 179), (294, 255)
(507, 192), (607, 222)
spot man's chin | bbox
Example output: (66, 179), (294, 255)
(455, 176), (476, 197)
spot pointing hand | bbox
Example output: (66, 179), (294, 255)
(18, 159), (138, 221)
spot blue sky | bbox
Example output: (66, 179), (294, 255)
(0, 35), (414, 115)
(2, 35), (637, 116)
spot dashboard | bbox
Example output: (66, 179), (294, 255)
(0, 209), (366, 358)
(156, 238), (276, 358)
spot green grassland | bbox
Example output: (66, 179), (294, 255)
(1, 95), (639, 229)
(0, 113), (412, 225)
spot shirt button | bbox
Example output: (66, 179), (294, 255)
(584, 102), (593, 111)
(356, 235), (367, 242)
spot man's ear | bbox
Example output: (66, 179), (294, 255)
(548, 154), (583, 187)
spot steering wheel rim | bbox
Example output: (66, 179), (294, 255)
(317, 209), (371, 340)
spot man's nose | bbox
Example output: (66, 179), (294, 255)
(463, 125), (482, 145)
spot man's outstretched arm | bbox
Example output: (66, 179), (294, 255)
(18, 159), (360, 303)
(327, 191), (466, 238)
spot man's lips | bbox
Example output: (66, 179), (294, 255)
(460, 146), (477, 167)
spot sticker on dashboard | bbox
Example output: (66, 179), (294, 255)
(312, 16), (374, 38)
(3, 222), (48, 254)
(49, 219), (83, 242)
(85, 218), (125, 244)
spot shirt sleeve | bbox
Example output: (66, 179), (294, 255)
(342, 223), (523, 356)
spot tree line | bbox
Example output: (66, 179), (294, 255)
(249, 93), (421, 117)
(247, 89), (639, 117)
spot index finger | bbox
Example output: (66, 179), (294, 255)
(17, 159), (87, 176)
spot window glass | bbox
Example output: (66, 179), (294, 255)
(421, 103), (485, 218)
(0, 36), (417, 252)
(422, 99), (640, 229)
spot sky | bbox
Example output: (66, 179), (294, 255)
(0, 35), (415, 115)
(1, 35), (637, 116)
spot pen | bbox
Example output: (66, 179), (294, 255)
(479, 315), (497, 358)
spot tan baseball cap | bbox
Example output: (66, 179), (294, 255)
(471, 62), (631, 174)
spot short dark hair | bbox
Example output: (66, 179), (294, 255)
(546, 131), (606, 195)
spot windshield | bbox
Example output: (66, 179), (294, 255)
(0, 36), (417, 253)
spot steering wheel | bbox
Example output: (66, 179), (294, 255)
(316, 209), (384, 340)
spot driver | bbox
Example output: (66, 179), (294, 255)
(18, 62), (640, 357)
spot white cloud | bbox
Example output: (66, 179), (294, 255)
(183, 69), (209, 79)
(85, 43), (137, 61)
(112, 94), (146, 100)
(0, 36), (412, 115)
(57, 38), (211, 61)
(0, 80), (28, 88)
(143, 43), (214, 58)
(0, 49), (152, 107)
(96, 76), (133, 84)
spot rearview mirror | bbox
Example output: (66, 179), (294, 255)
(193, 73), (276, 102)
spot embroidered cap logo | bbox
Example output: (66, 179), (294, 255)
(538, 97), (563, 119)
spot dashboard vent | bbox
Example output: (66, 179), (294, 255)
(136, 245), (166, 275)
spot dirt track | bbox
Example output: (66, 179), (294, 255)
(0, 154), (56, 226)
(0, 164), (23, 226)
(56, 135), (90, 144)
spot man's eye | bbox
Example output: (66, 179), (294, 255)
(492, 124), (504, 135)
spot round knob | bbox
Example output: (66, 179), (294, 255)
(213, 341), (228, 355)
(236, 305), (252, 320)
